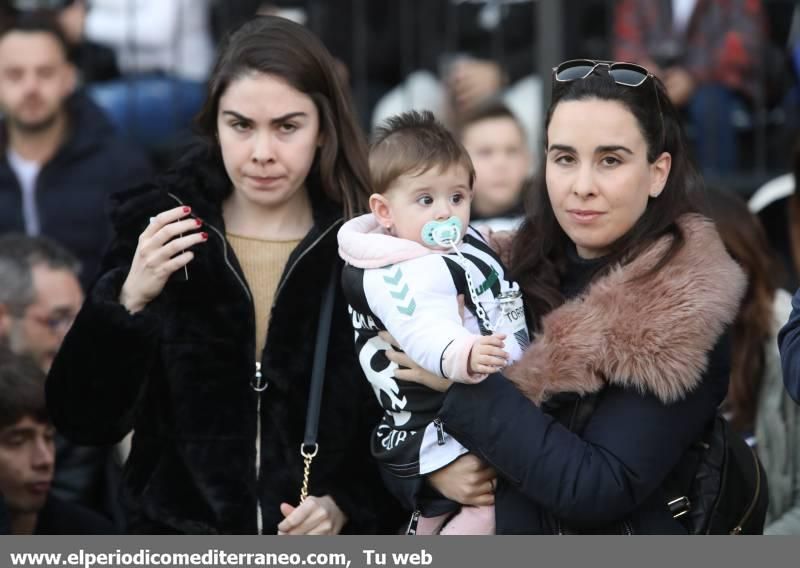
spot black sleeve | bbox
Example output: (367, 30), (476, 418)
(46, 220), (161, 446)
(438, 336), (730, 526)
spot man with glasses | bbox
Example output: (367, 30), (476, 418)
(0, 234), (82, 373)
(0, 233), (123, 531)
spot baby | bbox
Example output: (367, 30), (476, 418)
(338, 110), (529, 534)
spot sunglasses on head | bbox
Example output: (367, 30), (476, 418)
(552, 59), (666, 153)
(553, 59), (653, 87)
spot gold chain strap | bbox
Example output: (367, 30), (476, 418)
(299, 443), (319, 503)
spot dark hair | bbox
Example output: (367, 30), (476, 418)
(457, 100), (525, 140)
(0, 10), (70, 57)
(510, 68), (703, 324)
(0, 346), (48, 430)
(195, 16), (370, 219)
(0, 234), (80, 313)
(704, 188), (776, 432)
(370, 110), (475, 195)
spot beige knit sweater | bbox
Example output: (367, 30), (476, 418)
(227, 233), (300, 360)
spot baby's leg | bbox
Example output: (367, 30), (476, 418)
(414, 513), (452, 535)
(438, 505), (495, 535)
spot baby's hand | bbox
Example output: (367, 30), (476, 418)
(468, 334), (509, 375)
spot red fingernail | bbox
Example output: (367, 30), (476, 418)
(195, 219), (203, 226)
(183, 207), (191, 213)
(201, 232), (208, 240)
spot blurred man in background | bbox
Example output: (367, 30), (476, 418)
(0, 235), (82, 373)
(0, 13), (151, 289)
(0, 347), (113, 534)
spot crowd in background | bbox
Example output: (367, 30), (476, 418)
(1, 0), (800, 534)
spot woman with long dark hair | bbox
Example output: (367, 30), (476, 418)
(390, 60), (746, 533)
(45, 16), (399, 534)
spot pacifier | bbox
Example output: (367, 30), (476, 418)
(421, 216), (463, 247)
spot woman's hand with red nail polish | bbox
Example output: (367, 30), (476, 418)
(119, 205), (208, 314)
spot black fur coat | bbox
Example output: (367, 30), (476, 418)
(46, 144), (401, 534)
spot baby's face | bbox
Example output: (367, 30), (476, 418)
(383, 164), (473, 249)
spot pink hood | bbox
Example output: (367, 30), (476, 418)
(338, 213), (435, 268)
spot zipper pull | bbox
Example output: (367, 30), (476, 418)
(405, 510), (421, 535)
(251, 361), (268, 392)
(433, 418), (445, 446)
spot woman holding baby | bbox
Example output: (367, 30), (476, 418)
(389, 59), (744, 534)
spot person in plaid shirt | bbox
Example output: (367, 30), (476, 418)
(614, 0), (767, 174)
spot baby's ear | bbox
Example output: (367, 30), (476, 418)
(369, 193), (394, 230)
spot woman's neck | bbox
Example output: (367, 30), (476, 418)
(223, 187), (313, 240)
(560, 242), (610, 300)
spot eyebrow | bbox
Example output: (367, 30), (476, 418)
(548, 144), (633, 155)
(1, 424), (55, 436)
(221, 110), (308, 125)
(1, 427), (34, 438)
(411, 184), (469, 194)
(48, 306), (76, 316)
(596, 145), (634, 155)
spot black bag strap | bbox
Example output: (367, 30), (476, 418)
(299, 263), (339, 502)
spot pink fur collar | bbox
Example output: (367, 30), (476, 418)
(505, 214), (746, 405)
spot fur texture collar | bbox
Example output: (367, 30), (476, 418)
(505, 214), (746, 405)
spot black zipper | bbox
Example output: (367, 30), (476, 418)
(166, 194), (265, 532)
(433, 418), (445, 445)
(622, 519), (634, 535)
(270, 219), (342, 310)
(730, 446), (762, 534)
(405, 510), (421, 535)
(166, 192), (342, 533)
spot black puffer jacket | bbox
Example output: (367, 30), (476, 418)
(46, 144), (401, 534)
